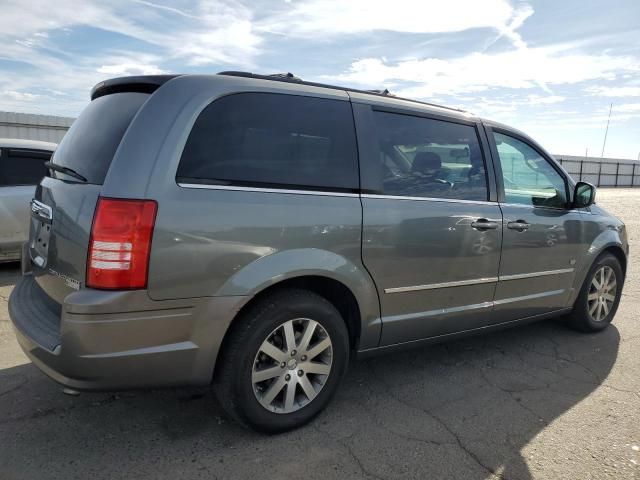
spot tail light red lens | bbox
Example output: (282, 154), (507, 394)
(87, 198), (157, 289)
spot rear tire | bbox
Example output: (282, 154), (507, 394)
(214, 288), (350, 433)
(566, 253), (623, 332)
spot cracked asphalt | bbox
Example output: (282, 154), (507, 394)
(1, 188), (639, 480)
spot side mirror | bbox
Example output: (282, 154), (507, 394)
(573, 181), (596, 208)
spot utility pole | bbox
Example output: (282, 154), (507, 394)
(601, 103), (613, 158)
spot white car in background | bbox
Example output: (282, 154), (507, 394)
(0, 139), (56, 263)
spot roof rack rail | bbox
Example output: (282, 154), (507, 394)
(366, 88), (393, 96)
(217, 71), (468, 114)
(268, 72), (303, 82)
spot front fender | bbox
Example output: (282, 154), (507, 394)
(568, 224), (626, 306)
(215, 248), (381, 349)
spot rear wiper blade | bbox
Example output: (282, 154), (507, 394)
(44, 161), (87, 182)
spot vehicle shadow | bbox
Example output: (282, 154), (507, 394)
(0, 262), (21, 288)
(0, 319), (620, 480)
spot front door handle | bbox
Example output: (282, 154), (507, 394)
(471, 219), (499, 230)
(507, 220), (530, 232)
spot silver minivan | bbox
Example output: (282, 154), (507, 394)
(0, 139), (55, 263)
(9, 72), (627, 432)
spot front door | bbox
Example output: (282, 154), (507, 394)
(354, 104), (502, 346)
(488, 128), (583, 323)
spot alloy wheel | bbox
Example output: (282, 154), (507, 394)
(252, 318), (333, 414)
(587, 265), (617, 322)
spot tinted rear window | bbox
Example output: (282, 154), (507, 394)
(177, 93), (359, 192)
(0, 149), (51, 186)
(50, 92), (148, 184)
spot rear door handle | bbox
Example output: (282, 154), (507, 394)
(471, 219), (499, 230)
(507, 220), (530, 232)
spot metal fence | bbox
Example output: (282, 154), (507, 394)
(0, 111), (74, 144)
(556, 156), (640, 187)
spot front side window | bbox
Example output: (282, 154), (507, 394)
(370, 111), (488, 201)
(177, 93), (359, 192)
(493, 132), (567, 208)
(0, 149), (51, 186)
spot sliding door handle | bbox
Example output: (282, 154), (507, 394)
(471, 219), (499, 230)
(507, 220), (530, 232)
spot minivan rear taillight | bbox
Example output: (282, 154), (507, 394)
(87, 198), (157, 289)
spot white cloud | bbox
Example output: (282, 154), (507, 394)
(1, 90), (41, 101)
(586, 86), (640, 97)
(326, 45), (638, 98)
(172, 2), (261, 66)
(98, 63), (167, 76)
(526, 95), (566, 105)
(615, 103), (640, 112)
(453, 94), (566, 119)
(132, 0), (196, 18)
(0, 0), (265, 115)
(0, 0), (262, 67)
(259, 0), (532, 46)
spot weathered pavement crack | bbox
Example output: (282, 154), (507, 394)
(310, 425), (386, 480)
(0, 378), (30, 398)
(365, 362), (509, 480)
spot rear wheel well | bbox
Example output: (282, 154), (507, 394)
(216, 276), (362, 379)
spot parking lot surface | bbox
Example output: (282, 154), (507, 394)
(1, 189), (639, 480)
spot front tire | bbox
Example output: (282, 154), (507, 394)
(214, 288), (350, 433)
(566, 253), (624, 332)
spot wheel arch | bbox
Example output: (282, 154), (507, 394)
(601, 245), (627, 276)
(212, 274), (367, 384)
(569, 240), (627, 307)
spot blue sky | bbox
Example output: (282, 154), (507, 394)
(1, 0), (639, 159)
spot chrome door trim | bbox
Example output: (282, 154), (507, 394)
(383, 301), (494, 322)
(177, 183), (360, 198)
(499, 268), (574, 282)
(384, 276), (499, 294)
(384, 268), (575, 294)
(362, 193), (495, 206)
(493, 289), (565, 305)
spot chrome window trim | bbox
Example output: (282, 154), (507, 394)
(177, 183), (360, 197)
(499, 202), (581, 213)
(362, 193), (495, 206)
(178, 184), (496, 203)
(384, 268), (575, 294)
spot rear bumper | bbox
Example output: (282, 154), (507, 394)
(9, 275), (247, 391)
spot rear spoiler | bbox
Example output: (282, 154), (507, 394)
(90, 75), (181, 101)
